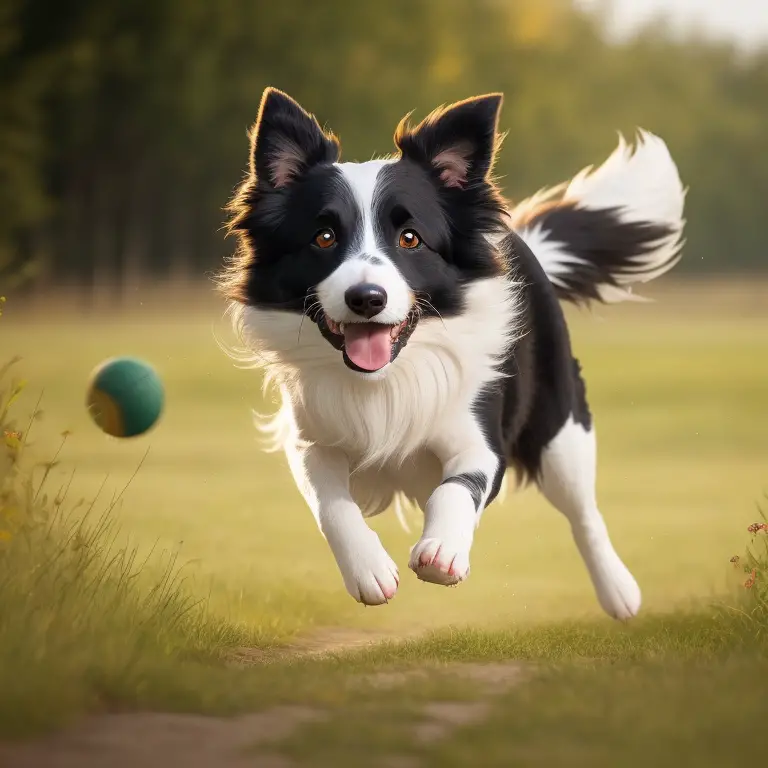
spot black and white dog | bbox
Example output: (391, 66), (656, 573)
(218, 88), (685, 620)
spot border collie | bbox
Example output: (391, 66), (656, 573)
(217, 87), (685, 620)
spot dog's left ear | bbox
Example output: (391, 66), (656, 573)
(394, 94), (503, 188)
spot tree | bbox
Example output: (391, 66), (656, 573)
(1, 0), (766, 298)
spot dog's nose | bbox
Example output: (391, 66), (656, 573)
(344, 283), (388, 319)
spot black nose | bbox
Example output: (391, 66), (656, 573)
(344, 283), (388, 319)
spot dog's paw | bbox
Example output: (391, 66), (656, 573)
(334, 529), (400, 606)
(591, 550), (642, 621)
(408, 537), (470, 586)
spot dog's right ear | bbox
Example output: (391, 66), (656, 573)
(250, 88), (340, 189)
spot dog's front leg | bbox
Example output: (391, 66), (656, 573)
(285, 442), (399, 605)
(409, 411), (504, 586)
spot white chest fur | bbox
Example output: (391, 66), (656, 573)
(232, 276), (520, 472)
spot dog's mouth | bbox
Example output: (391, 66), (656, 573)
(314, 311), (419, 373)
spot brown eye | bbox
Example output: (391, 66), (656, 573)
(399, 229), (421, 249)
(314, 228), (336, 249)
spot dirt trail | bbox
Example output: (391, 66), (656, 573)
(0, 708), (322, 768)
(230, 626), (410, 664)
(0, 629), (529, 768)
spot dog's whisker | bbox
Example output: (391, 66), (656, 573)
(297, 292), (323, 344)
(416, 297), (447, 330)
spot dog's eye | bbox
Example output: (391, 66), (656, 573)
(314, 228), (336, 249)
(398, 229), (421, 249)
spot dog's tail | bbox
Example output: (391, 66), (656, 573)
(509, 130), (686, 304)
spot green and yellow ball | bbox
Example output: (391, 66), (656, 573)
(86, 357), (164, 438)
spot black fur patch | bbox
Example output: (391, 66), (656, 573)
(519, 203), (681, 305)
(472, 231), (593, 486)
(219, 89), (346, 306)
(441, 472), (488, 511)
(371, 158), (506, 318)
(228, 164), (363, 310)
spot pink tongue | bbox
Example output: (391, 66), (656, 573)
(343, 323), (393, 371)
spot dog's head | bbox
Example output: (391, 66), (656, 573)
(221, 87), (509, 379)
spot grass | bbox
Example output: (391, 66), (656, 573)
(282, 653), (768, 767)
(6, 280), (768, 638)
(0, 358), (263, 737)
(1, 279), (767, 764)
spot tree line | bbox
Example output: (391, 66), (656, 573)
(1, 0), (766, 298)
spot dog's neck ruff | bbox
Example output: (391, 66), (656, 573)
(232, 275), (520, 470)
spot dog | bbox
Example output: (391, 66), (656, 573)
(217, 87), (685, 621)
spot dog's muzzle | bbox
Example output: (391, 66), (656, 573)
(311, 308), (419, 373)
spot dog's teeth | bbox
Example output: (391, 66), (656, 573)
(339, 322), (345, 334)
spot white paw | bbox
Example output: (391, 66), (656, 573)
(590, 550), (642, 621)
(333, 529), (400, 606)
(409, 537), (471, 586)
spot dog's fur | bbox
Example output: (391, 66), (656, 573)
(217, 88), (685, 620)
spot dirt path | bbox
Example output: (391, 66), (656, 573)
(229, 626), (412, 665)
(0, 629), (529, 768)
(0, 708), (323, 768)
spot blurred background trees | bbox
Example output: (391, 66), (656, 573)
(1, 0), (766, 301)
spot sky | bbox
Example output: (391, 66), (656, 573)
(574, 0), (768, 51)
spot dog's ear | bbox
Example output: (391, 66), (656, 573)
(249, 88), (340, 189)
(394, 94), (503, 189)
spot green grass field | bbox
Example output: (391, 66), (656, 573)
(1, 279), (767, 766)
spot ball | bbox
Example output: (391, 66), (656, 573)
(86, 357), (164, 438)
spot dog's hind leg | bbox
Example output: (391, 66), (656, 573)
(537, 416), (642, 620)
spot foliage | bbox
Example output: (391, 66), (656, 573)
(734, 498), (768, 627)
(0, 0), (766, 292)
